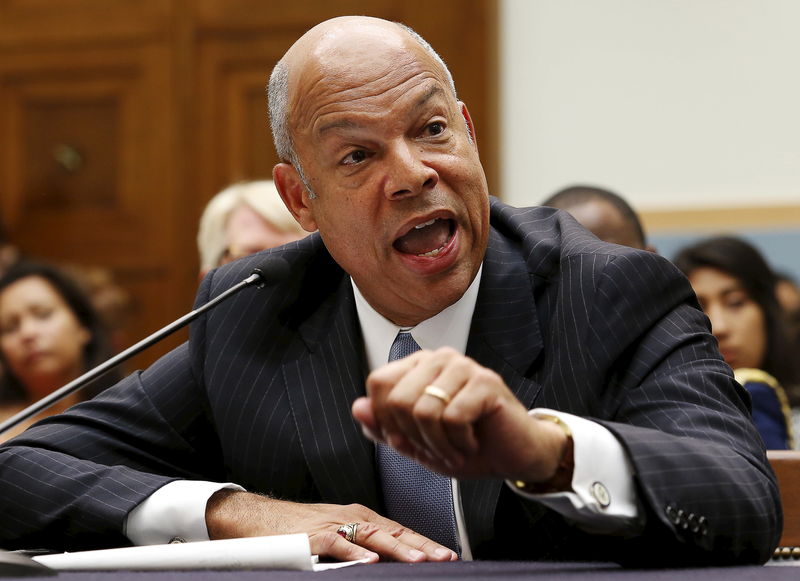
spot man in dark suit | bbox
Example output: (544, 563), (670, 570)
(0, 16), (780, 566)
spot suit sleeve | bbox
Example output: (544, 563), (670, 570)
(579, 250), (781, 565)
(0, 277), (224, 551)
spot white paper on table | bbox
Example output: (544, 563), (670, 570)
(33, 534), (367, 572)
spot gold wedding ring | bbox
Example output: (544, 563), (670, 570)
(423, 384), (452, 404)
(336, 522), (358, 543)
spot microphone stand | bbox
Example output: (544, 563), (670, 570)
(0, 270), (266, 437)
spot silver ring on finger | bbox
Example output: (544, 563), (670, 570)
(336, 522), (359, 543)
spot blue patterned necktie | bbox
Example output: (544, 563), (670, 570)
(377, 332), (461, 554)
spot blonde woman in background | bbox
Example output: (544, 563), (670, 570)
(197, 180), (308, 277)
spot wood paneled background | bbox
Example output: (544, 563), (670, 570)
(0, 0), (498, 367)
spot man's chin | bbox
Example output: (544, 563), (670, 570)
(391, 271), (477, 326)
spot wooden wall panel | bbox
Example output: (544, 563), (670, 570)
(0, 42), (182, 368)
(0, 0), (171, 46)
(0, 0), (497, 372)
(194, 32), (295, 203)
(643, 205), (800, 233)
(189, 0), (498, 195)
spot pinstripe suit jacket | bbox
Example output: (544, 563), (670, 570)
(0, 199), (780, 565)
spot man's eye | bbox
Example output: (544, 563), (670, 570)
(425, 122), (445, 136)
(342, 150), (368, 165)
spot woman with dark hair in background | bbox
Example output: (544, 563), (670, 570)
(673, 236), (800, 449)
(0, 260), (119, 440)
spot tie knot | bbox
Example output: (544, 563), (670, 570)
(389, 332), (421, 362)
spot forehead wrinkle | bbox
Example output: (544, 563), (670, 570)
(298, 55), (415, 107)
(312, 78), (448, 141)
(294, 42), (447, 133)
(312, 66), (436, 114)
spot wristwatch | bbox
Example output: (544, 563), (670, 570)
(512, 413), (575, 494)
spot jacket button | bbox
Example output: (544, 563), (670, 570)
(698, 516), (708, 536)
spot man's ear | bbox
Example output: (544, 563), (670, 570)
(459, 101), (478, 146)
(273, 163), (318, 232)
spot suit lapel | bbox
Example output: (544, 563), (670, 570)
(462, 228), (546, 547)
(282, 277), (381, 510)
(468, 229), (543, 387)
(279, 228), (547, 537)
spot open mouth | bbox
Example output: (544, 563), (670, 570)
(393, 218), (456, 257)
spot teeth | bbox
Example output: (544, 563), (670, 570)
(418, 247), (442, 257)
(414, 218), (437, 229)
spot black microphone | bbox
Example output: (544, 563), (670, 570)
(0, 256), (290, 437)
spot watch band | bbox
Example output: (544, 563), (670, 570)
(513, 413), (575, 494)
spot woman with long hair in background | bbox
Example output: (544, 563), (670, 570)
(674, 236), (800, 449)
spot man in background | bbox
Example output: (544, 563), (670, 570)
(541, 185), (655, 251)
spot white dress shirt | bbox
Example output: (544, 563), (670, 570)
(126, 266), (640, 546)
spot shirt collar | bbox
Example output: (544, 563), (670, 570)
(352, 265), (483, 372)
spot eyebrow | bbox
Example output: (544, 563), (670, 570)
(318, 119), (360, 136)
(317, 84), (446, 136)
(416, 84), (444, 108)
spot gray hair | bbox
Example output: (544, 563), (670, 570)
(268, 59), (317, 198)
(267, 21), (459, 199)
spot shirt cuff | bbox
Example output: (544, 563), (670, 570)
(506, 408), (641, 534)
(125, 480), (244, 545)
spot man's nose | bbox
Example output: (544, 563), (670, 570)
(383, 140), (438, 200)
